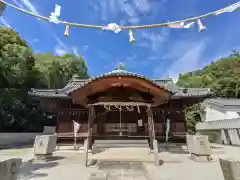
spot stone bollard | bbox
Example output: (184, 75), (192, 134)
(84, 138), (89, 166)
(34, 135), (57, 161)
(153, 140), (160, 166)
(219, 158), (240, 180)
(187, 135), (212, 162)
(0, 158), (22, 180)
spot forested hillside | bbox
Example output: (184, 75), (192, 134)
(177, 51), (240, 98)
(0, 27), (88, 132)
(177, 51), (240, 133)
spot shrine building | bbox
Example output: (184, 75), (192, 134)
(29, 65), (213, 147)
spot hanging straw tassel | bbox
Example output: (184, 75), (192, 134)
(64, 25), (70, 37)
(197, 19), (206, 32)
(129, 29), (134, 44)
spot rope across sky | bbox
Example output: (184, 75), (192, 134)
(0, 0), (239, 43)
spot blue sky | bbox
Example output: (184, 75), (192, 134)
(0, 0), (240, 80)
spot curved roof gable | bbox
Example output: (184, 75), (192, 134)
(29, 69), (214, 99)
(63, 69), (172, 94)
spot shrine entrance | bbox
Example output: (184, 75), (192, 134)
(92, 102), (149, 138)
(84, 102), (159, 166)
(87, 102), (155, 143)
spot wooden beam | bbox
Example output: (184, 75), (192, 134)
(88, 101), (151, 107)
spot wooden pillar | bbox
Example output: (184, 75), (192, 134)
(97, 109), (106, 135)
(84, 106), (94, 166)
(56, 112), (59, 134)
(87, 106), (94, 150)
(147, 107), (155, 150)
(84, 136), (89, 166)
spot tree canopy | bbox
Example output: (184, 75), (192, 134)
(177, 51), (240, 98)
(177, 51), (240, 133)
(0, 27), (88, 132)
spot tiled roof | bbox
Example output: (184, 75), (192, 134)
(173, 88), (214, 97)
(204, 98), (240, 106)
(63, 69), (173, 94)
(29, 69), (214, 99)
(29, 89), (69, 99)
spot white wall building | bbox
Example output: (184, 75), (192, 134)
(196, 99), (240, 146)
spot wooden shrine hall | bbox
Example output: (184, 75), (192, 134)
(30, 65), (213, 147)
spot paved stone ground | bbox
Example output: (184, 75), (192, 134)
(88, 161), (150, 180)
(1, 143), (240, 180)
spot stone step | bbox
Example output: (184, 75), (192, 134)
(93, 139), (149, 148)
(94, 139), (149, 144)
(93, 144), (149, 148)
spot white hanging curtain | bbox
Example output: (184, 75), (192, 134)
(73, 120), (81, 137)
(165, 119), (171, 143)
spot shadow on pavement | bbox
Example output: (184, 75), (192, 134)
(0, 143), (33, 150)
(158, 144), (189, 154)
(211, 145), (224, 149)
(18, 158), (61, 179)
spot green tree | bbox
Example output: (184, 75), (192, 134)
(177, 51), (240, 133)
(0, 27), (89, 132)
(34, 53), (88, 88)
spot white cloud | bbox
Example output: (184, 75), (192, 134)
(83, 45), (89, 51)
(32, 38), (39, 43)
(96, 49), (113, 59)
(53, 37), (88, 56)
(54, 46), (68, 56)
(12, 0), (25, 8)
(133, 0), (151, 13)
(89, 0), (163, 24)
(13, 0), (39, 14)
(0, 17), (11, 28)
(164, 40), (207, 82)
(136, 28), (170, 52)
(53, 36), (69, 56)
(128, 17), (140, 24)
(122, 3), (137, 17)
(118, 1), (140, 24)
(20, 0), (39, 14)
(72, 47), (79, 56)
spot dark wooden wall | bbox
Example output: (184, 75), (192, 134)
(55, 100), (186, 137)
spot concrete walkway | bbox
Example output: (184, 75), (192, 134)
(1, 143), (240, 180)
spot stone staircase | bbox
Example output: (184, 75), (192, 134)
(92, 139), (150, 149)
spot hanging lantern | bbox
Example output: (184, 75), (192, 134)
(197, 19), (206, 32)
(0, 2), (6, 17)
(129, 29), (134, 44)
(64, 25), (70, 37)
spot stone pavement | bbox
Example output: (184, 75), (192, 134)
(89, 161), (150, 180)
(1, 143), (240, 180)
